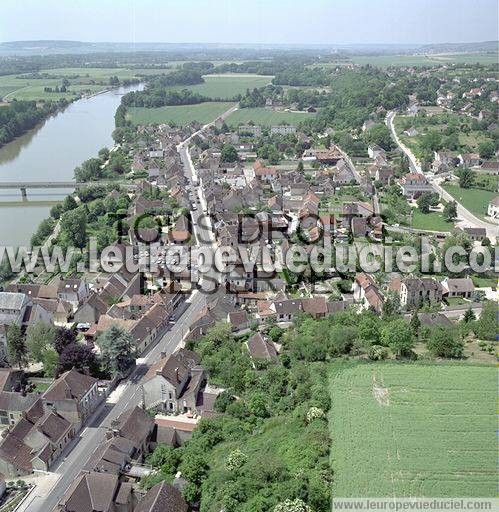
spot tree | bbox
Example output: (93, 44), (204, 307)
(462, 307), (476, 323)
(98, 325), (136, 377)
(220, 144), (238, 163)
(478, 141), (495, 159)
(420, 130), (442, 152)
(474, 300), (496, 340)
(59, 343), (99, 375)
(42, 347), (59, 378)
(7, 325), (27, 368)
(179, 454), (208, 485)
(362, 124), (394, 151)
(443, 201), (457, 222)
(410, 310), (421, 336)
(60, 206), (87, 248)
(296, 160), (304, 172)
(458, 167), (474, 189)
(53, 326), (77, 355)
(25, 322), (56, 362)
(380, 319), (414, 356)
(427, 327), (463, 358)
(417, 192), (439, 214)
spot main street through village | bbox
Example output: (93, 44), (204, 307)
(22, 106), (238, 512)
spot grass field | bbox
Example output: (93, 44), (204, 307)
(330, 362), (496, 497)
(165, 74), (273, 99)
(226, 106), (316, 126)
(442, 184), (496, 220)
(127, 101), (235, 125)
(411, 209), (453, 232)
(0, 67), (173, 101)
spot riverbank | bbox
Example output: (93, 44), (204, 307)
(0, 83), (143, 247)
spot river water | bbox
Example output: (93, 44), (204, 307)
(0, 84), (142, 247)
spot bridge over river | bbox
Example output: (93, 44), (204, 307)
(0, 181), (136, 200)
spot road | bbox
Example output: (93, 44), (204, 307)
(386, 110), (497, 239)
(24, 106), (235, 512)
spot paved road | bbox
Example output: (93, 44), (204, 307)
(386, 110), (497, 239)
(25, 108), (232, 512)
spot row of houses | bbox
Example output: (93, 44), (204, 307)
(354, 272), (478, 312)
(55, 404), (188, 512)
(0, 369), (103, 477)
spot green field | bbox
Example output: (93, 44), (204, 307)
(411, 209), (453, 232)
(0, 67), (173, 101)
(442, 184), (496, 220)
(166, 74), (273, 99)
(127, 101), (235, 125)
(226, 106), (316, 127)
(330, 363), (496, 497)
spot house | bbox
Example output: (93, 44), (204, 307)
(273, 299), (302, 322)
(353, 273), (384, 314)
(441, 278), (475, 299)
(458, 153), (481, 168)
(399, 173), (434, 199)
(42, 369), (102, 428)
(74, 292), (109, 325)
(0, 292), (32, 360)
(57, 279), (89, 308)
(0, 392), (39, 427)
(375, 167), (395, 186)
(367, 145), (385, 160)
(246, 332), (278, 363)
(135, 481), (188, 512)
(434, 151), (457, 167)
(55, 471), (135, 512)
(460, 226), (487, 241)
(270, 125), (296, 135)
(487, 196), (499, 219)
(108, 406), (155, 461)
(399, 277), (443, 308)
(403, 127), (418, 137)
(238, 125), (261, 137)
(362, 120), (376, 132)
(301, 296), (328, 318)
(142, 348), (206, 414)
(0, 399), (75, 477)
(480, 160), (499, 174)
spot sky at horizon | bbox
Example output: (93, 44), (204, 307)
(1, 0), (498, 45)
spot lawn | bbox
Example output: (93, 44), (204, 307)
(166, 74), (273, 99)
(411, 209), (453, 232)
(226, 106), (316, 127)
(442, 184), (496, 220)
(329, 362), (496, 497)
(471, 275), (497, 289)
(126, 102), (235, 125)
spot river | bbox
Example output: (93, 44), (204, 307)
(0, 84), (142, 247)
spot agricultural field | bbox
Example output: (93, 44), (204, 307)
(126, 101), (235, 126)
(226, 106), (316, 127)
(442, 183), (497, 220)
(349, 52), (499, 67)
(411, 209), (453, 232)
(329, 363), (496, 497)
(166, 74), (274, 99)
(0, 67), (174, 101)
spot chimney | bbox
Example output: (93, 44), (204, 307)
(160, 351), (166, 359)
(175, 367), (179, 382)
(82, 366), (90, 376)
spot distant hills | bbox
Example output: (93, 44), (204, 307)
(0, 39), (497, 57)
(418, 40), (498, 54)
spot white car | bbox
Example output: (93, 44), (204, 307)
(192, 203), (197, 210)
